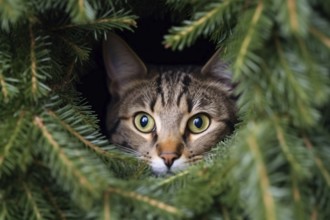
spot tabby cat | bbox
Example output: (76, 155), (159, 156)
(103, 33), (237, 175)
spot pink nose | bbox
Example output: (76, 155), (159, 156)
(160, 153), (179, 168)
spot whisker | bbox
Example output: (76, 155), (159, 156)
(186, 155), (204, 165)
(114, 144), (141, 156)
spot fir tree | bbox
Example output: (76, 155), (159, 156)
(1, 0), (330, 220)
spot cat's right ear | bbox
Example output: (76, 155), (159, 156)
(103, 33), (147, 98)
(201, 49), (234, 92)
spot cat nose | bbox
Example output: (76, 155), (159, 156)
(160, 152), (179, 168)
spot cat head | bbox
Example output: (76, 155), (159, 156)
(103, 33), (237, 175)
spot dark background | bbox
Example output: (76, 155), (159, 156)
(77, 11), (216, 135)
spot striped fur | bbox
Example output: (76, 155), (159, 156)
(103, 34), (237, 175)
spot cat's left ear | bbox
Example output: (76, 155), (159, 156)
(201, 49), (234, 91)
(103, 33), (147, 98)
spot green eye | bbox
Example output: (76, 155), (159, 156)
(134, 112), (155, 133)
(187, 114), (210, 134)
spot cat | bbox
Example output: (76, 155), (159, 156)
(103, 33), (237, 175)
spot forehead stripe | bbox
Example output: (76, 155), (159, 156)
(176, 74), (192, 107)
(156, 72), (165, 106)
(150, 98), (157, 112)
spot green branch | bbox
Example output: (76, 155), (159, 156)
(233, 0), (264, 76)
(0, 0), (25, 30)
(164, 1), (234, 50)
(287, 0), (299, 34)
(29, 22), (38, 96)
(57, 35), (91, 62)
(0, 74), (8, 101)
(43, 187), (67, 220)
(22, 183), (47, 220)
(46, 108), (134, 162)
(310, 26), (330, 49)
(303, 136), (330, 186)
(274, 37), (315, 126)
(0, 113), (25, 176)
(274, 0), (310, 36)
(47, 110), (110, 158)
(247, 134), (277, 220)
(52, 16), (136, 31)
(33, 116), (98, 197)
(26, 21), (51, 100)
(66, 0), (95, 23)
(154, 170), (189, 188)
(107, 187), (182, 216)
(102, 191), (111, 220)
(274, 121), (302, 175)
(0, 74), (18, 103)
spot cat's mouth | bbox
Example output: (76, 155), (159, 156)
(150, 156), (187, 176)
(149, 155), (203, 176)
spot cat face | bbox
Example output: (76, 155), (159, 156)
(103, 33), (237, 175)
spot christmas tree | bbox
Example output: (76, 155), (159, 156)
(1, 0), (329, 219)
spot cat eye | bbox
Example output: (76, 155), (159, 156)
(134, 112), (155, 133)
(187, 114), (210, 134)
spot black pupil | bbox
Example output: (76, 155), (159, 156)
(193, 116), (203, 128)
(140, 115), (148, 127)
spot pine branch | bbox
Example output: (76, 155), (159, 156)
(296, 35), (329, 107)
(231, 0), (271, 78)
(45, 100), (144, 172)
(50, 61), (76, 92)
(57, 35), (91, 62)
(0, 0), (25, 31)
(0, 113), (24, 176)
(51, 12), (137, 40)
(21, 182), (53, 220)
(164, 1), (238, 50)
(0, 203), (10, 220)
(0, 112), (32, 178)
(273, 118), (311, 178)
(33, 117), (95, 193)
(274, 37), (320, 127)
(153, 170), (189, 189)
(48, 109), (114, 159)
(0, 40), (18, 103)
(47, 11), (136, 62)
(314, 157), (330, 186)
(302, 135), (330, 219)
(273, 0), (310, 36)
(303, 136), (330, 187)
(100, 191), (111, 220)
(231, 122), (292, 220)
(53, 14), (136, 31)
(310, 26), (330, 49)
(65, 0), (96, 23)
(29, 23), (39, 96)
(33, 116), (110, 209)
(43, 187), (67, 220)
(107, 186), (182, 216)
(0, 74), (18, 103)
(245, 128), (277, 220)
(26, 22), (51, 100)
(290, 172), (313, 220)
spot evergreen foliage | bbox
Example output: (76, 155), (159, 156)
(1, 0), (330, 219)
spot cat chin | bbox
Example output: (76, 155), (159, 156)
(151, 157), (188, 176)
